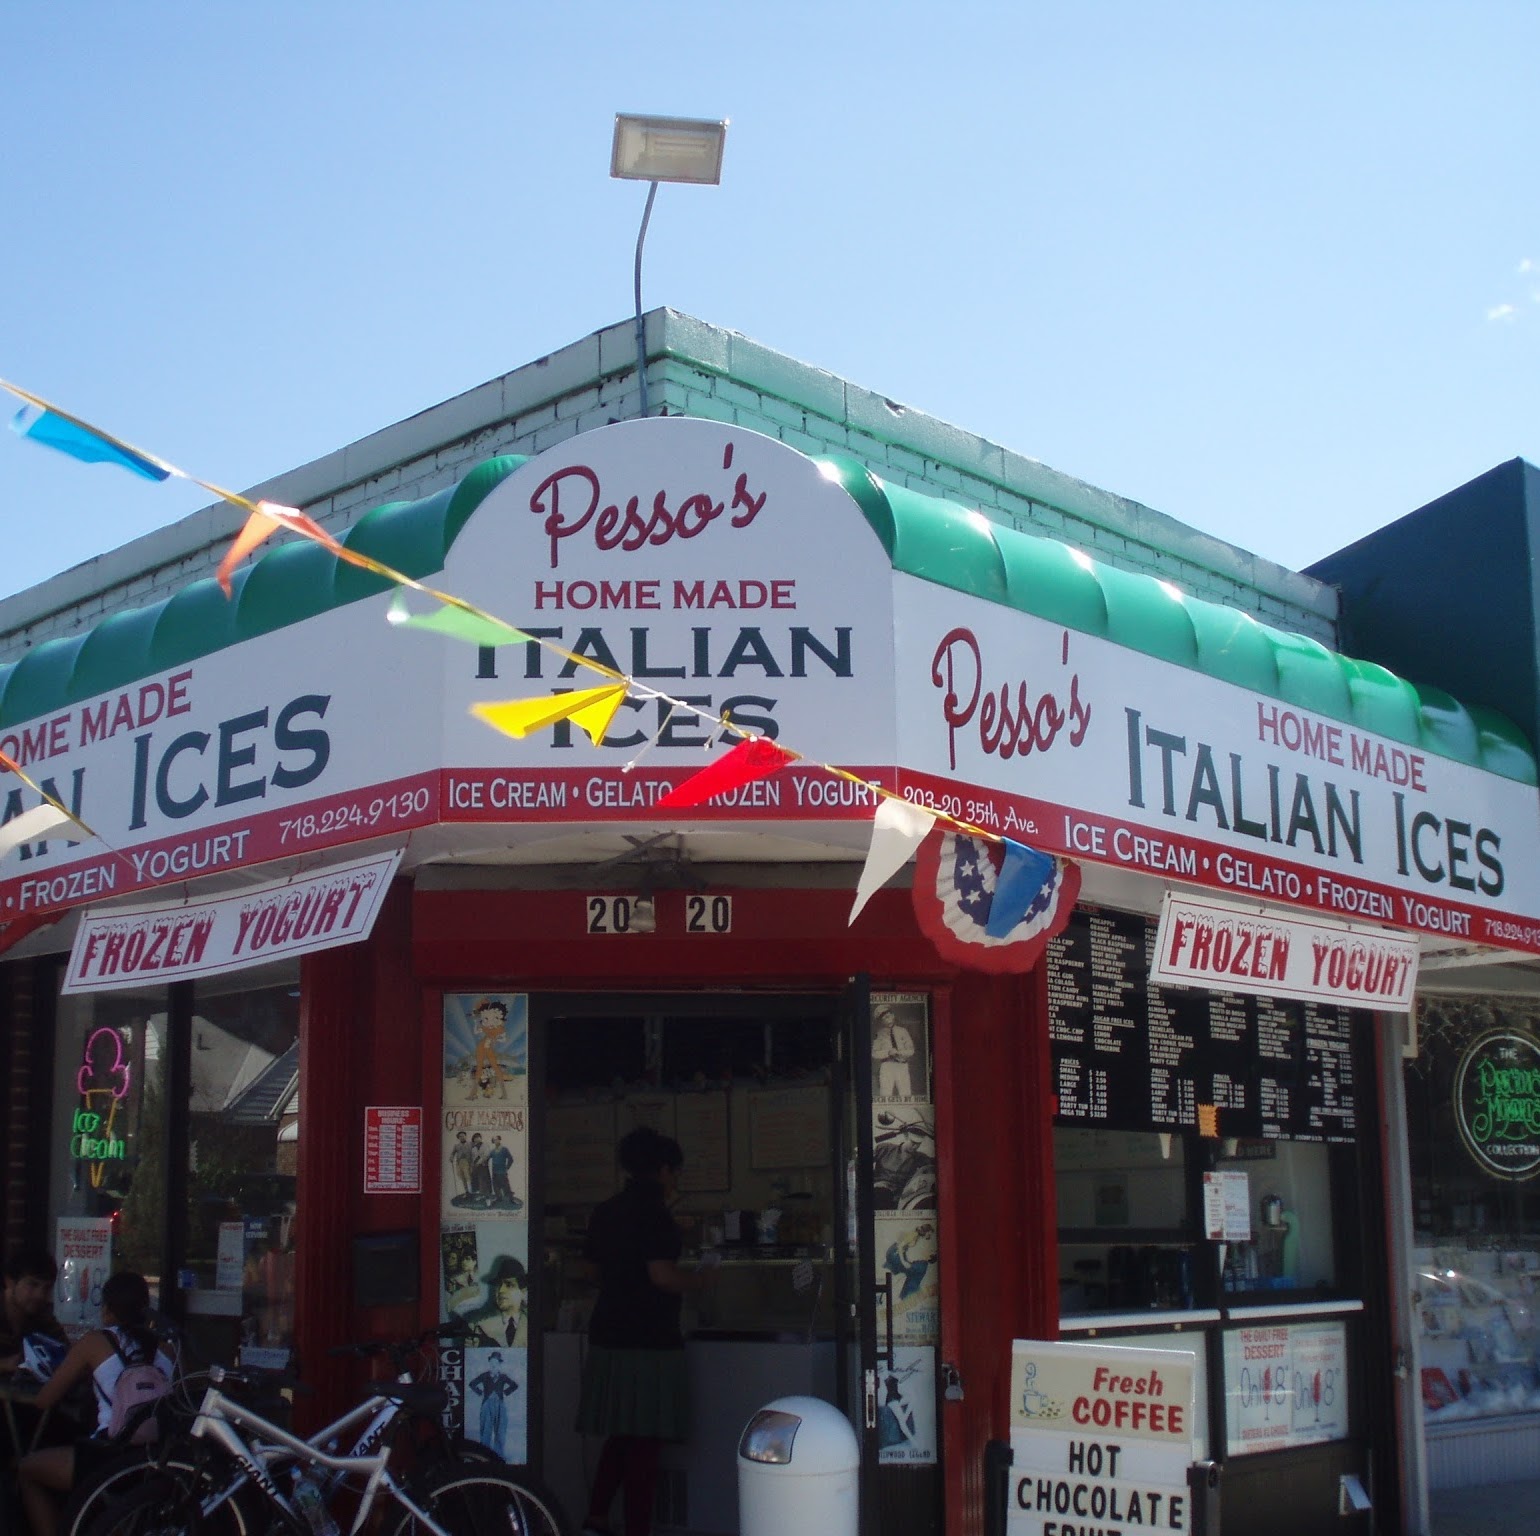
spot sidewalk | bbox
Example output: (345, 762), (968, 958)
(1429, 1479), (1540, 1536)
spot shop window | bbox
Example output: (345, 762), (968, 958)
(44, 965), (299, 1365)
(48, 984), (169, 1323)
(1407, 995), (1540, 1424)
(1056, 1131), (1342, 1316)
(1056, 1129), (1197, 1313)
(1212, 1139), (1336, 1294)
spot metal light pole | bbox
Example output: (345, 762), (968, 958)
(610, 114), (728, 418)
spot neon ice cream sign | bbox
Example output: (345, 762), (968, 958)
(71, 1026), (132, 1184)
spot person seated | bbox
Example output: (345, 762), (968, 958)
(0, 1247), (66, 1373)
(18, 1272), (172, 1536)
(0, 1247), (73, 1463)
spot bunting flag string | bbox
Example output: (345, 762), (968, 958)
(0, 748), (97, 845)
(850, 797), (938, 925)
(621, 706), (675, 773)
(653, 736), (798, 809)
(0, 802), (76, 861)
(472, 685), (630, 747)
(387, 590), (531, 648)
(10, 401), (173, 482)
(0, 378), (1077, 963)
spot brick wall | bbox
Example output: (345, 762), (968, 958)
(0, 310), (1336, 660)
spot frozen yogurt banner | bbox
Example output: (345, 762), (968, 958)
(62, 849), (402, 993)
(1152, 892), (1419, 1012)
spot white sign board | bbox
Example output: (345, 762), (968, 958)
(1202, 1170), (1253, 1242)
(1222, 1321), (1348, 1455)
(62, 848), (401, 992)
(55, 1216), (112, 1338)
(1151, 892), (1418, 1011)
(1009, 1340), (1196, 1535)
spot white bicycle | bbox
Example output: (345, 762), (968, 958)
(79, 1363), (564, 1536)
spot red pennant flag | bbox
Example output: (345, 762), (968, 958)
(655, 737), (797, 809)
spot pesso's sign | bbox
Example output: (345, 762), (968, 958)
(0, 422), (894, 921)
(0, 416), (1537, 956)
(1151, 892), (1419, 1012)
(895, 572), (1540, 953)
(1453, 1029), (1540, 1181)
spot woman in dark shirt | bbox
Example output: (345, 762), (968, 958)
(577, 1127), (711, 1536)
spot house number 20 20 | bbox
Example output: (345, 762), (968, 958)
(685, 894), (733, 934)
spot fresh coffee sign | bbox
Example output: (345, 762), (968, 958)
(1453, 1029), (1540, 1181)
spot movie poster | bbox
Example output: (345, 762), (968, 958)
(870, 993), (930, 1104)
(439, 1221), (531, 1332)
(463, 1344), (529, 1464)
(874, 1215), (940, 1343)
(876, 1346), (938, 1465)
(443, 995), (530, 1221)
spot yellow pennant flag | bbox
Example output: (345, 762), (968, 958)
(472, 684), (630, 746)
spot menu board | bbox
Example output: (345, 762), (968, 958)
(1049, 910), (1358, 1144)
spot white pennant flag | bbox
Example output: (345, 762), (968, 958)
(849, 797), (938, 925)
(0, 802), (74, 860)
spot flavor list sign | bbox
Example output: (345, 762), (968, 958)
(1151, 893), (1418, 1012)
(1050, 908), (1358, 1143)
(1009, 1340), (1196, 1535)
(61, 849), (402, 993)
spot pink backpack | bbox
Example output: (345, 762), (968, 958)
(104, 1334), (171, 1444)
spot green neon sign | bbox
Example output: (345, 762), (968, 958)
(1453, 1029), (1540, 1181)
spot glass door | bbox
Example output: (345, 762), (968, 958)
(836, 981), (944, 1536)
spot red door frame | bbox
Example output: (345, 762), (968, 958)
(296, 879), (1062, 1536)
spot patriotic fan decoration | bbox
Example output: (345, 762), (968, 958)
(913, 830), (1080, 973)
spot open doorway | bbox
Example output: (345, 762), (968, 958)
(533, 993), (847, 1535)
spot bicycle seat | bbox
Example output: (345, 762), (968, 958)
(366, 1381), (448, 1415)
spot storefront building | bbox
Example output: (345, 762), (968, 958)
(1311, 461), (1540, 1519)
(3, 314), (1538, 1536)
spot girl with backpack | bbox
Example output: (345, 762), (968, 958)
(17, 1270), (173, 1536)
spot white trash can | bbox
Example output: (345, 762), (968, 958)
(737, 1394), (859, 1536)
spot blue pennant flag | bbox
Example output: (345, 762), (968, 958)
(10, 404), (170, 482)
(984, 839), (1057, 938)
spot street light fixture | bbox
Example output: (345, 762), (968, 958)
(611, 113), (728, 417)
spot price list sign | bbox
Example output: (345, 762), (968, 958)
(1048, 911), (1359, 1144)
(364, 1105), (423, 1194)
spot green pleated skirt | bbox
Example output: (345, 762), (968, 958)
(575, 1345), (690, 1441)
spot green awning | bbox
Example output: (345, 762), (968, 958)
(2, 446), (1532, 787)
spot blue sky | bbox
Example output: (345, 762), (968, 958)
(2, 2), (1535, 595)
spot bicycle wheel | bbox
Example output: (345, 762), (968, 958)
(389, 1469), (567, 1536)
(69, 1453), (256, 1536)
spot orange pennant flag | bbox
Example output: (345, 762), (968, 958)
(472, 684), (630, 746)
(655, 736), (797, 809)
(216, 507), (281, 596)
(216, 502), (343, 596)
